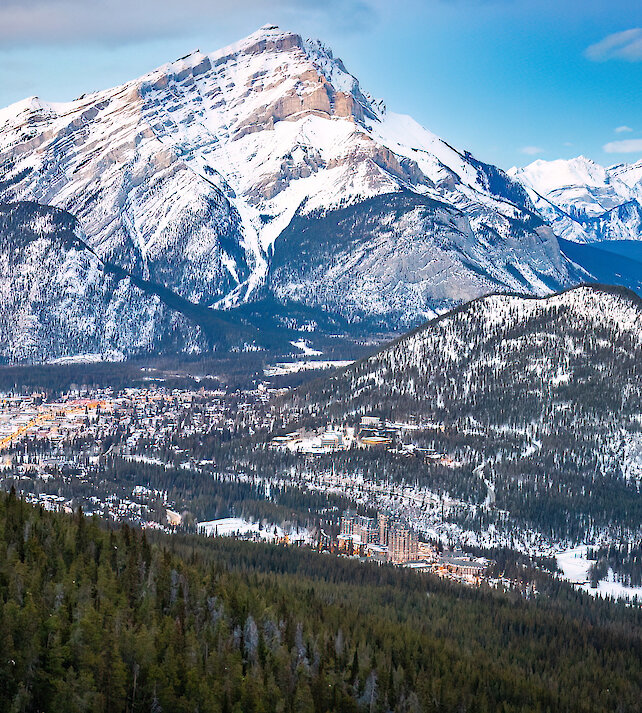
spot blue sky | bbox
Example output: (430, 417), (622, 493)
(1, 0), (641, 169)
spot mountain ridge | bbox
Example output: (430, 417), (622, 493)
(296, 281), (642, 400)
(510, 155), (642, 243)
(0, 25), (588, 360)
(287, 283), (642, 541)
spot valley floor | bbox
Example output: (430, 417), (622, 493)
(0, 374), (640, 602)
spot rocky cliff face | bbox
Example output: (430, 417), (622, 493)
(269, 191), (570, 327)
(0, 25), (586, 360)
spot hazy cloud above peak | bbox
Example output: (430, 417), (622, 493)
(521, 146), (544, 156)
(585, 28), (642, 62)
(603, 139), (642, 154)
(0, 0), (378, 45)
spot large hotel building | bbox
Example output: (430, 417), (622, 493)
(339, 510), (418, 563)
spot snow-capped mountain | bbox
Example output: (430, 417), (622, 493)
(510, 156), (642, 243)
(610, 158), (642, 191)
(0, 25), (584, 359)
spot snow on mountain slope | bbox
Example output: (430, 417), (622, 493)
(0, 25), (584, 358)
(292, 284), (642, 540)
(610, 159), (642, 189)
(0, 80), (251, 306)
(0, 203), (205, 362)
(269, 190), (573, 326)
(511, 157), (624, 206)
(510, 157), (642, 243)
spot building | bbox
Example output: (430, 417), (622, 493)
(360, 416), (381, 427)
(340, 509), (358, 536)
(339, 509), (423, 565)
(320, 431), (344, 449)
(378, 512), (389, 546)
(360, 435), (392, 447)
(337, 532), (360, 553)
(366, 543), (388, 563)
(440, 552), (490, 581)
(417, 540), (436, 561)
(388, 521), (418, 564)
(340, 511), (377, 544)
(356, 515), (378, 544)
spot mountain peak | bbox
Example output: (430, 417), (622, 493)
(514, 155), (611, 194)
(209, 24), (303, 62)
(608, 158), (642, 189)
(0, 25), (586, 362)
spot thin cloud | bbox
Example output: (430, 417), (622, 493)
(0, 0), (378, 45)
(521, 146), (544, 156)
(615, 125), (634, 133)
(603, 139), (642, 153)
(585, 28), (642, 62)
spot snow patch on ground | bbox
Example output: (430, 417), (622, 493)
(197, 516), (311, 543)
(48, 351), (125, 365)
(290, 339), (322, 356)
(264, 359), (353, 376)
(556, 546), (642, 602)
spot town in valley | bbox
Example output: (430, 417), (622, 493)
(0, 380), (610, 597)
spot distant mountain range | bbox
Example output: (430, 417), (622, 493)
(509, 156), (642, 299)
(510, 156), (642, 244)
(0, 25), (641, 361)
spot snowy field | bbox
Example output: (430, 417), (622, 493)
(556, 546), (641, 602)
(264, 359), (353, 376)
(48, 351), (125, 365)
(197, 517), (311, 543)
(198, 517), (263, 537)
(290, 339), (322, 356)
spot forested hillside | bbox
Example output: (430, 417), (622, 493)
(288, 285), (642, 540)
(1, 491), (641, 713)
